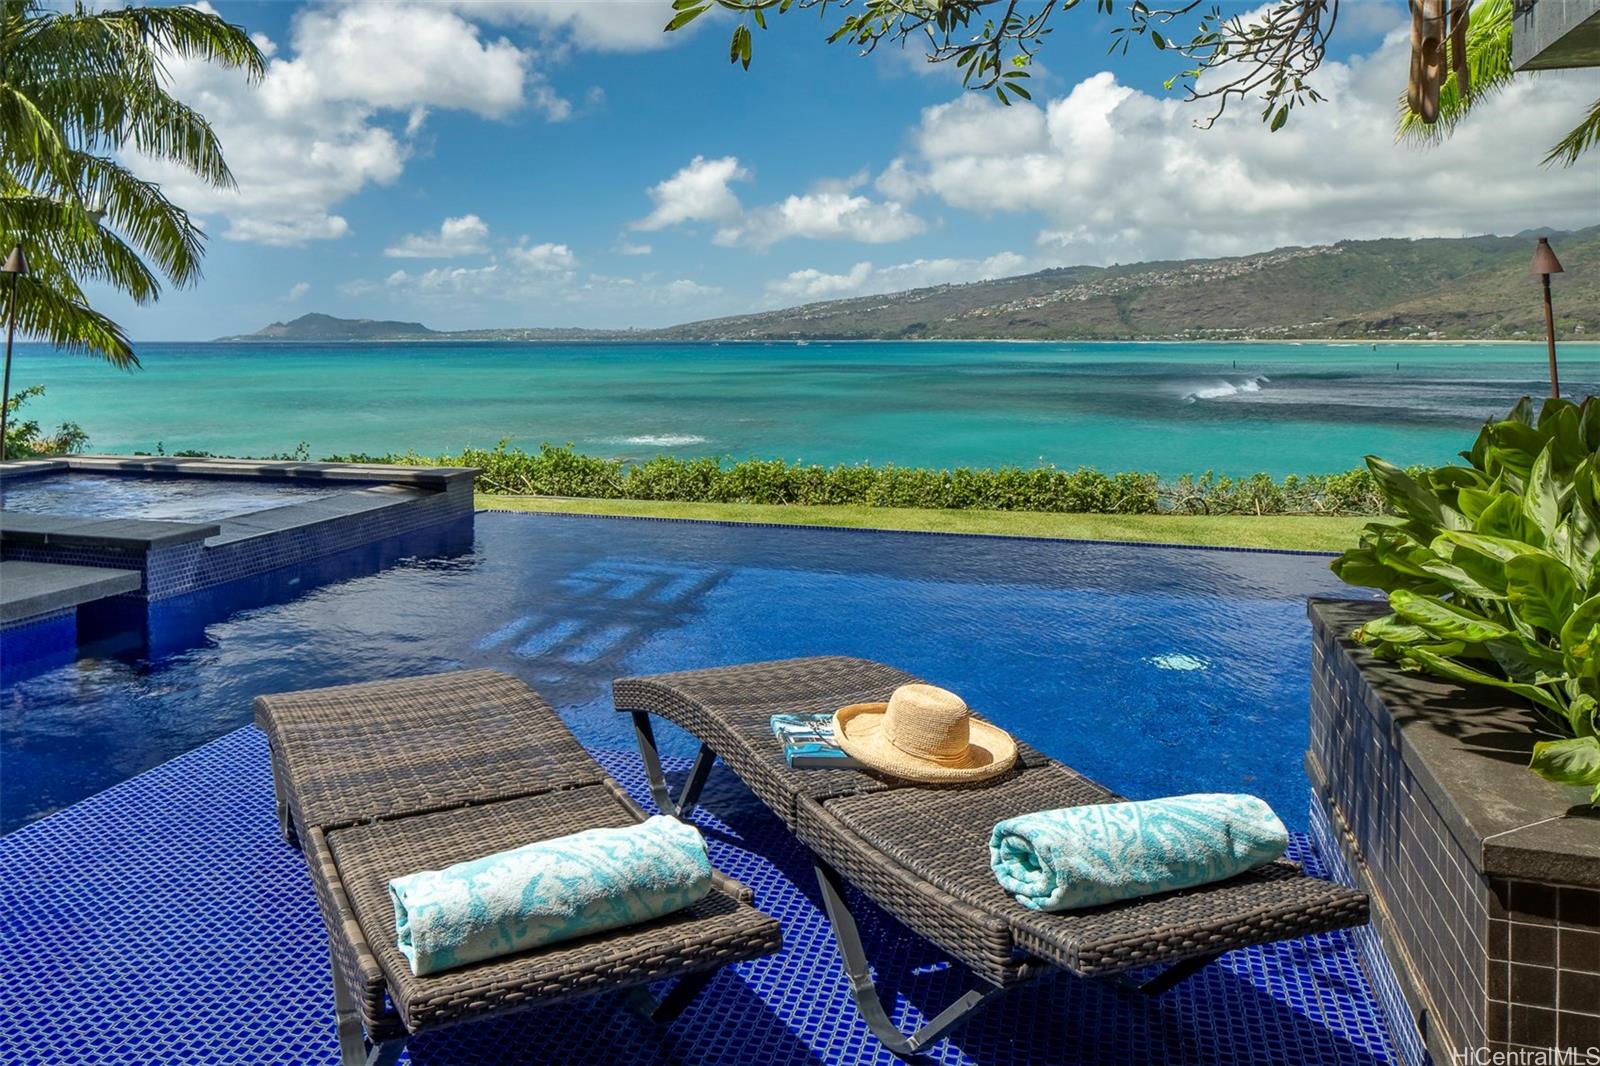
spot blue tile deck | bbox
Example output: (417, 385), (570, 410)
(0, 727), (1398, 1066)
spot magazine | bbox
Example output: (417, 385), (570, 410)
(769, 712), (862, 769)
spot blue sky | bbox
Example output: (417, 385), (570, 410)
(93, 0), (1600, 339)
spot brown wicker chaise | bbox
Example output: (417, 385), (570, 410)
(255, 668), (783, 1066)
(614, 655), (1370, 1058)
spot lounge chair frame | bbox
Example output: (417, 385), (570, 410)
(256, 669), (782, 1066)
(617, 656), (1368, 1059)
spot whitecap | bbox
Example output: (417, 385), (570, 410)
(599, 434), (710, 447)
(1182, 376), (1270, 403)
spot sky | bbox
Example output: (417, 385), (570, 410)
(88, 0), (1600, 340)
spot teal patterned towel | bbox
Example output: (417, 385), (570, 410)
(988, 793), (1287, 912)
(389, 815), (712, 976)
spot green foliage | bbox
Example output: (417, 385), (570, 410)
(325, 441), (1391, 518)
(1, 0), (265, 363)
(3, 383), (86, 456)
(1332, 395), (1600, 804)
(666, 0), (1333, 128)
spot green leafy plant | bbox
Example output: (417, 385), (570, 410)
(3, 384), (86, 456)
(1331, 395), (1600, 803)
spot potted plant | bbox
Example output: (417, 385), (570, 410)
(1331, 394), (1600, 804)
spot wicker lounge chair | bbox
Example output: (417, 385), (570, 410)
(614, 656), (1370, 1058)
(256, 668), (782, 1066)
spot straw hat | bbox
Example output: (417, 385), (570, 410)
(833, 684), (1018, 783)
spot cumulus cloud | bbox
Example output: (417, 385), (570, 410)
(766, 252), (1028, 302)
(633, 155), (750, 231)
(615, 239), (653, 256)
(507, 240), (579, 276)
(127, 5), (561, 246)
(635, 157), (925, 246)
(888, 32), (1600, 263)
(446, 1), (682, 52)
(384, 214), (492, 258)
(722, 190), (926, 248)
(286, 281), (311, 301)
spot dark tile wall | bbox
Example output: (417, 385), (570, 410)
(2, 486), (469, 603)
(1311, 612), (1600, 1064)
(1487, 879), (1600, 1054)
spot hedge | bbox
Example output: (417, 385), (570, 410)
(323, 442), (1389, 516)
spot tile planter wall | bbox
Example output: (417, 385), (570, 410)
(1309, 599), (1600, 1065)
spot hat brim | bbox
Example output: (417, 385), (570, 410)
(832, 702), (1018, 783)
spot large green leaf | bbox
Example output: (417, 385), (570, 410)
(1355, 613), (1430, 645)
(1487, 639), (1566, 684)
(1389, 588), (1510, 643)
(1523, 444), (1562, 542)
(1404, 647), (1563, 711)
(1528, 736), (1600, 804)
(1505, 553), (1579, 635)
(1436, 529), (1553, 563)
(1366, 457), (1443, 526)
(1418, 559), (1503, 602)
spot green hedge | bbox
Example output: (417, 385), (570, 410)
(325, 442), (1389, 516)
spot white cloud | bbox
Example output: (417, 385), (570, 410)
(633, 155), (750, 231)
(662, 278), (723, 300)
(767, 262), (875, 301)
(286, 280), (310, 301)
(615, 239), (653, 256)
(289, 6), (530, 117)
(889, 33), (1600, 263)
(721, 191), (926, 248)
(384, 214), (492, 258)
(127, 6), (561, 247)
(766, 252), (1028, 302)
(446, 1), (682, 52)
(636, 157), (925, 247)
(508, 240), (579, 276)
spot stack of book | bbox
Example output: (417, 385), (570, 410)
(770, 712), (862, 769)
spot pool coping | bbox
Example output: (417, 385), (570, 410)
(476, 506), (1346, 558)
(0, 454), (477, 489)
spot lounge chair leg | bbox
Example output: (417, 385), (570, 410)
(630, 711), (715, 819)
(625, 967), (718, 1024)
(331, 953), (404, 1066)
(268, 747), (297, 848)
(813, 859), (1004, 1059)
(1112, 951), (1224, 997)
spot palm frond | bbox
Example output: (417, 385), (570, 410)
(1545, 96), (1600, 166)
(5, 274), (136, 367)
(1396, 0), (1515, 145)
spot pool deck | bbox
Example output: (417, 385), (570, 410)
(0, 727), (1400, 1066)
(0, 560), (141, 624)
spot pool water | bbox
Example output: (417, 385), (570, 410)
(0, 472), (363, 523)
(0, 512), (1361, 833)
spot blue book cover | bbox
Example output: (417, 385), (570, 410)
(769, 713), (862, 768)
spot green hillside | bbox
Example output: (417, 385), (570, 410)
(657, 227), (1600, 342)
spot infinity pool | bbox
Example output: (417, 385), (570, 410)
(0, 512), (1358, 832)
(0, 471), (362, 522)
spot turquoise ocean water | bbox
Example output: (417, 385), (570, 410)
(11, 340), (1597, 475)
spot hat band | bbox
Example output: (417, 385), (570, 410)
(888, 734), (973, 766)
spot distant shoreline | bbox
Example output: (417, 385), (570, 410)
(198, 336), (1600, 347)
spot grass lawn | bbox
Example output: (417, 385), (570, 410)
(476, 495), (1374, 552)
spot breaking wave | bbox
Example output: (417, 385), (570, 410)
(1183, 376), (1270, 403)
(601, 434), (710, 447)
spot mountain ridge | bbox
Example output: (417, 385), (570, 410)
(217, 227), (1600, 343)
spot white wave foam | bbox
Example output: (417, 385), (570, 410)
(1183, 376), (1270, 403)
(600, 434), (710, 447)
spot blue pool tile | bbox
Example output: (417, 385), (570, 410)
(0, 727), (1399, 1066)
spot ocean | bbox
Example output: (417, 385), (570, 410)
(11, 339), (1597, 476)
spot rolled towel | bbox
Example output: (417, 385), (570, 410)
(989, 793), (1287, 912)
(390, 815), (712, 976)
